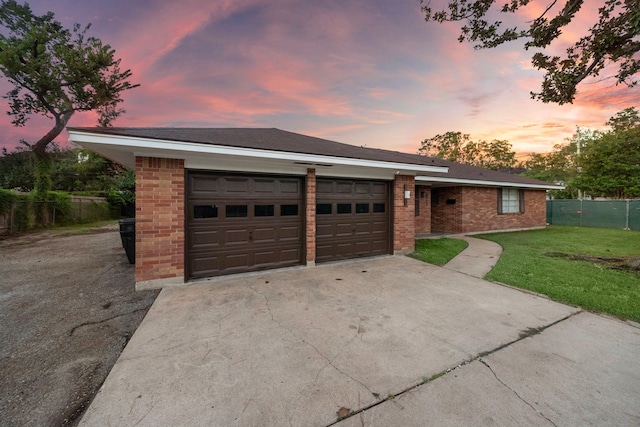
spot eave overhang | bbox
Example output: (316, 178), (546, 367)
(67, 130), (449, 180)
(416, 175), (564, 190)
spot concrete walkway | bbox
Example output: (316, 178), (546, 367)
(443, 235), (503, 278)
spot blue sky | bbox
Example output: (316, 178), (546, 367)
(1, 0), (638, 158)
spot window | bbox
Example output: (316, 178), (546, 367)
(194, 205), (218, 218)
(373, 203), (385, 213)
(280, 204), (299, 216)
(226, 205), (248, 218)
(317, 203), (332, 214)
(254, 205), (274, 217)
(337, 203), (352, 214)
(356, 203), (369, 214)
(499, 188), (524, 214)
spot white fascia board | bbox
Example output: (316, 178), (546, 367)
(416, 175), (564, 190)
(68, 131), (449, 175)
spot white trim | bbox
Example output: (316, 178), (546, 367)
(68, 130), (448, 174)
(416, 175), (563, 190)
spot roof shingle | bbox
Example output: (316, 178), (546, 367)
(67, 127), (555, 187)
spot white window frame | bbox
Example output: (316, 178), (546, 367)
(499, 188), (524, 214)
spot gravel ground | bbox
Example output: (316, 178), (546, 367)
(0, 225), (159, 426)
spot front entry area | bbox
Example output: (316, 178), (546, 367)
(186, 172), (304, 279)
(315, 178), (391, 263)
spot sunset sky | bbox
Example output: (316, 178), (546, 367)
(1, 0), (638, 158)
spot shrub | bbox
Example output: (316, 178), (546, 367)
(0, 189), (15, 215)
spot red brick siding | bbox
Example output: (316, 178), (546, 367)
(393, 175), (415, 253)
(431, 187), (463, 233)
(135, 157), (185, 283)
(431, 186), (546, 233)
(414, 185), (431, 234)
(305, 168), (316, 264)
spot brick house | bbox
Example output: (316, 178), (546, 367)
(68, 128), (560, 289)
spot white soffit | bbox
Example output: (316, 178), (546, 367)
(67, 131), (449, 177)
(416, 175), (563, 190)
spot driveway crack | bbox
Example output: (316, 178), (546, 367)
(479, 359), (557, 426)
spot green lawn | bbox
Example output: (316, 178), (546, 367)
(477, 226), (640, 322)
(50, 219), (119, 236)
(411, 238), (468, 266)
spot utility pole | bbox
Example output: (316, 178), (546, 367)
(576, 129), (582, 200)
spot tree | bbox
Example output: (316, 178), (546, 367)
(573, 108), (640, 199)
(0, 144), (34, 191)
(605, 106), (640, 131)
(419, 131), (517, 170)
(522, 131), (584, 198)
(420, 0), (640, 104)
(0, 0), (138, 195)
(0, 144), (125, 192)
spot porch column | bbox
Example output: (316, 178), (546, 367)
(393, 174), (415, 255)
(135, 156), (185, 288)
(306, 168), (316, 266)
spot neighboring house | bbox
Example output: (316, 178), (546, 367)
(67, 127), (561, 289)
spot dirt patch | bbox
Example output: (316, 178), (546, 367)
(0, 225), (159, 426)
(545, 252), (640, 272)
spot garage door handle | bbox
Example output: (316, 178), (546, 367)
(249, 231), (253, 241)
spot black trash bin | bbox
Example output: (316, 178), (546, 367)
(118, 218), (136, 264)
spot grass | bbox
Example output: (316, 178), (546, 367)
(411, 238), (468, 266)
(49, 219), (119, 236)
(477, 226), (640, 322)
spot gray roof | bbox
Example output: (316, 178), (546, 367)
(67, 127), (555, 187)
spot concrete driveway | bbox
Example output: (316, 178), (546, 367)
(79, 256), (640, 426)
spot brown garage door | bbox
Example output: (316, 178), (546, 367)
(186, 172), (303, 280)
(316, 179), (390, 263)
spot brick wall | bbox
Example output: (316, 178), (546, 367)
(431, 187), (463, 233)
(431, 186), (546, 233)
(460, 187), (546, 233)
(414, 184), (431, 234)
(135, 157), (185, 284)
(305, 168), (316, 265)
(393, 175), (415, 254)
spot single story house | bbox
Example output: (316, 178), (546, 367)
(67, 127), (561, 289)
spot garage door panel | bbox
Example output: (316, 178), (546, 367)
(355, 241), (372, 253)
(371, 183), (387, 195)
(225, 253), (250, 268)
(354, 222), (373, 233)
(191, 175), (220, 194)
(336, 182), (352, 194)
(224, 177), (250, 193)
(280, 225), (301, 240)
(335, 242), (356, 256)
(253, 227), (276, 242)
(316, 223), (334, 238)
(254, 178), (276, 193)
(317, 181), (334, 194)
(355, 183), (371, 194)
(187, 172), (303, 279)
(253, 250), (277, 266)
(224, 229), (249, 244)
(280, 180), (301, 194)
(316, 179), (390, 263)
(335, 223), (355, 236)
(191, 255), (220, 276)
(280, 248), (301, 262)
(190, 229), (220, 248)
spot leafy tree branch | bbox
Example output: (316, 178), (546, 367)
(0, 0), (138, 195)
(420, 0), (640, 104)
